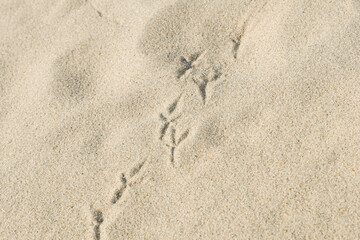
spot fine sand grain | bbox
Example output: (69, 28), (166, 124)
(1, 0), (360, 239)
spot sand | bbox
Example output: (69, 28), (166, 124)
(0, 0), (360, 239)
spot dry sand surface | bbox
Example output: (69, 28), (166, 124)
(1, 0), (360, 239)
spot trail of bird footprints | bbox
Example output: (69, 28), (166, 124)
(89, 161), (145, 239)
(89, 27), (243, 239)
(158, 50), (225, 166)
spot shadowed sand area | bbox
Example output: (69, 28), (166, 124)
(0, 0), (360, 239)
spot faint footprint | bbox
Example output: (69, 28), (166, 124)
(192, 68), (222, 104)
(164, 126), (190, 165)
(158, 93), (191, 165)
(176, 52), (204, 80)
(231, 39), (240, 59)
(88, 161), (147, 239)
(111, 161), (146, 204)
(90, 207), (104, 240)
(159, 94), (183, 140)
(111, 173), (127, 204)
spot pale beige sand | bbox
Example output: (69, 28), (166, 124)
(1, 0), (360, 239)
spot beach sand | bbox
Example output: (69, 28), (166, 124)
(1, 0), (360, 239)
